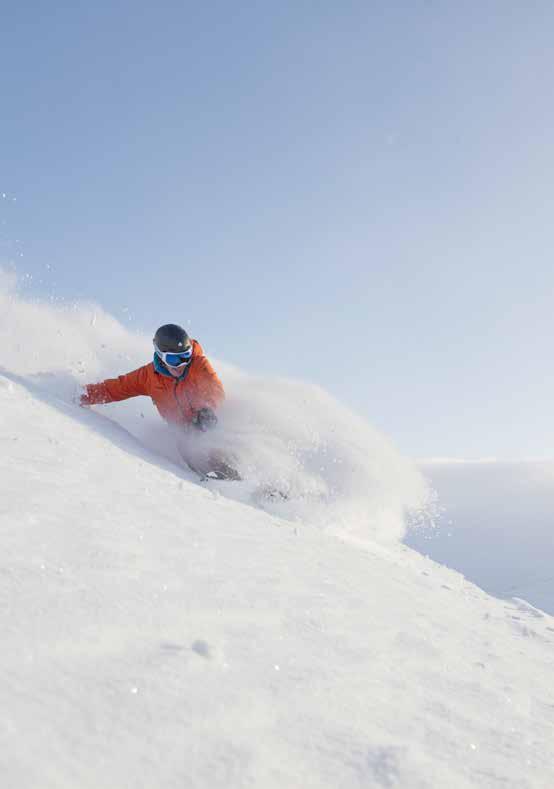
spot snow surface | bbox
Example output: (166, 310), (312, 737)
(2, 277), (554, 788)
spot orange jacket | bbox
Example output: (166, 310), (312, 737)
(82, 340), (224, 426)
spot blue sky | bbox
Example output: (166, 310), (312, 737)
(2, 1), (554, 458)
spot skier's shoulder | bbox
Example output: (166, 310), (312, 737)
(192, 338), (205, 358)
(191, 339), (210, 369)
(117, 361), (156, 388)
(127, 361), (155, 378)
(192, 341), (220, 376)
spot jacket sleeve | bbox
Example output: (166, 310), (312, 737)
(82, 365), (151, 405)
(196, 356), (225, 410)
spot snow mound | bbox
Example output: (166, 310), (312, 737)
(0, 271), (431, 542)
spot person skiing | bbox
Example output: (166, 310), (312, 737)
(80, 323), (239, 479)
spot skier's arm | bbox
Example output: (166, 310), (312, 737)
(81, 366), (151, 406)
(196, 357), (225, 411)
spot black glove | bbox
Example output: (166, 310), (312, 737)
(193, 407), (218, 432)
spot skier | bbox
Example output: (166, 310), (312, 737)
(79, 323), (240, 479)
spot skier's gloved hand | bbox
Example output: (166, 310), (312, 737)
(193, 407), (218, 432)
(74, 384), (92, 408)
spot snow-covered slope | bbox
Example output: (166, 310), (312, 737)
(2, 380), (554, 788)
(2, 277), (554, 787)
(0, 271), (430, 545)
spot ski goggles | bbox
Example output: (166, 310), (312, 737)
(154, 343), (193, 368)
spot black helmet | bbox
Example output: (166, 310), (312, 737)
(153, 324), (191, 352)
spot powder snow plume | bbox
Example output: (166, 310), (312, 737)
(0, 270), (432, 541)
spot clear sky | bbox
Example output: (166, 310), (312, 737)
(2, 1), (554, 459)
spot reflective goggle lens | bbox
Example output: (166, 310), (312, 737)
(155, 344), (193, 367)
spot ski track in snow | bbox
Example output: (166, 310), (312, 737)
(1, 274), (554, 788)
